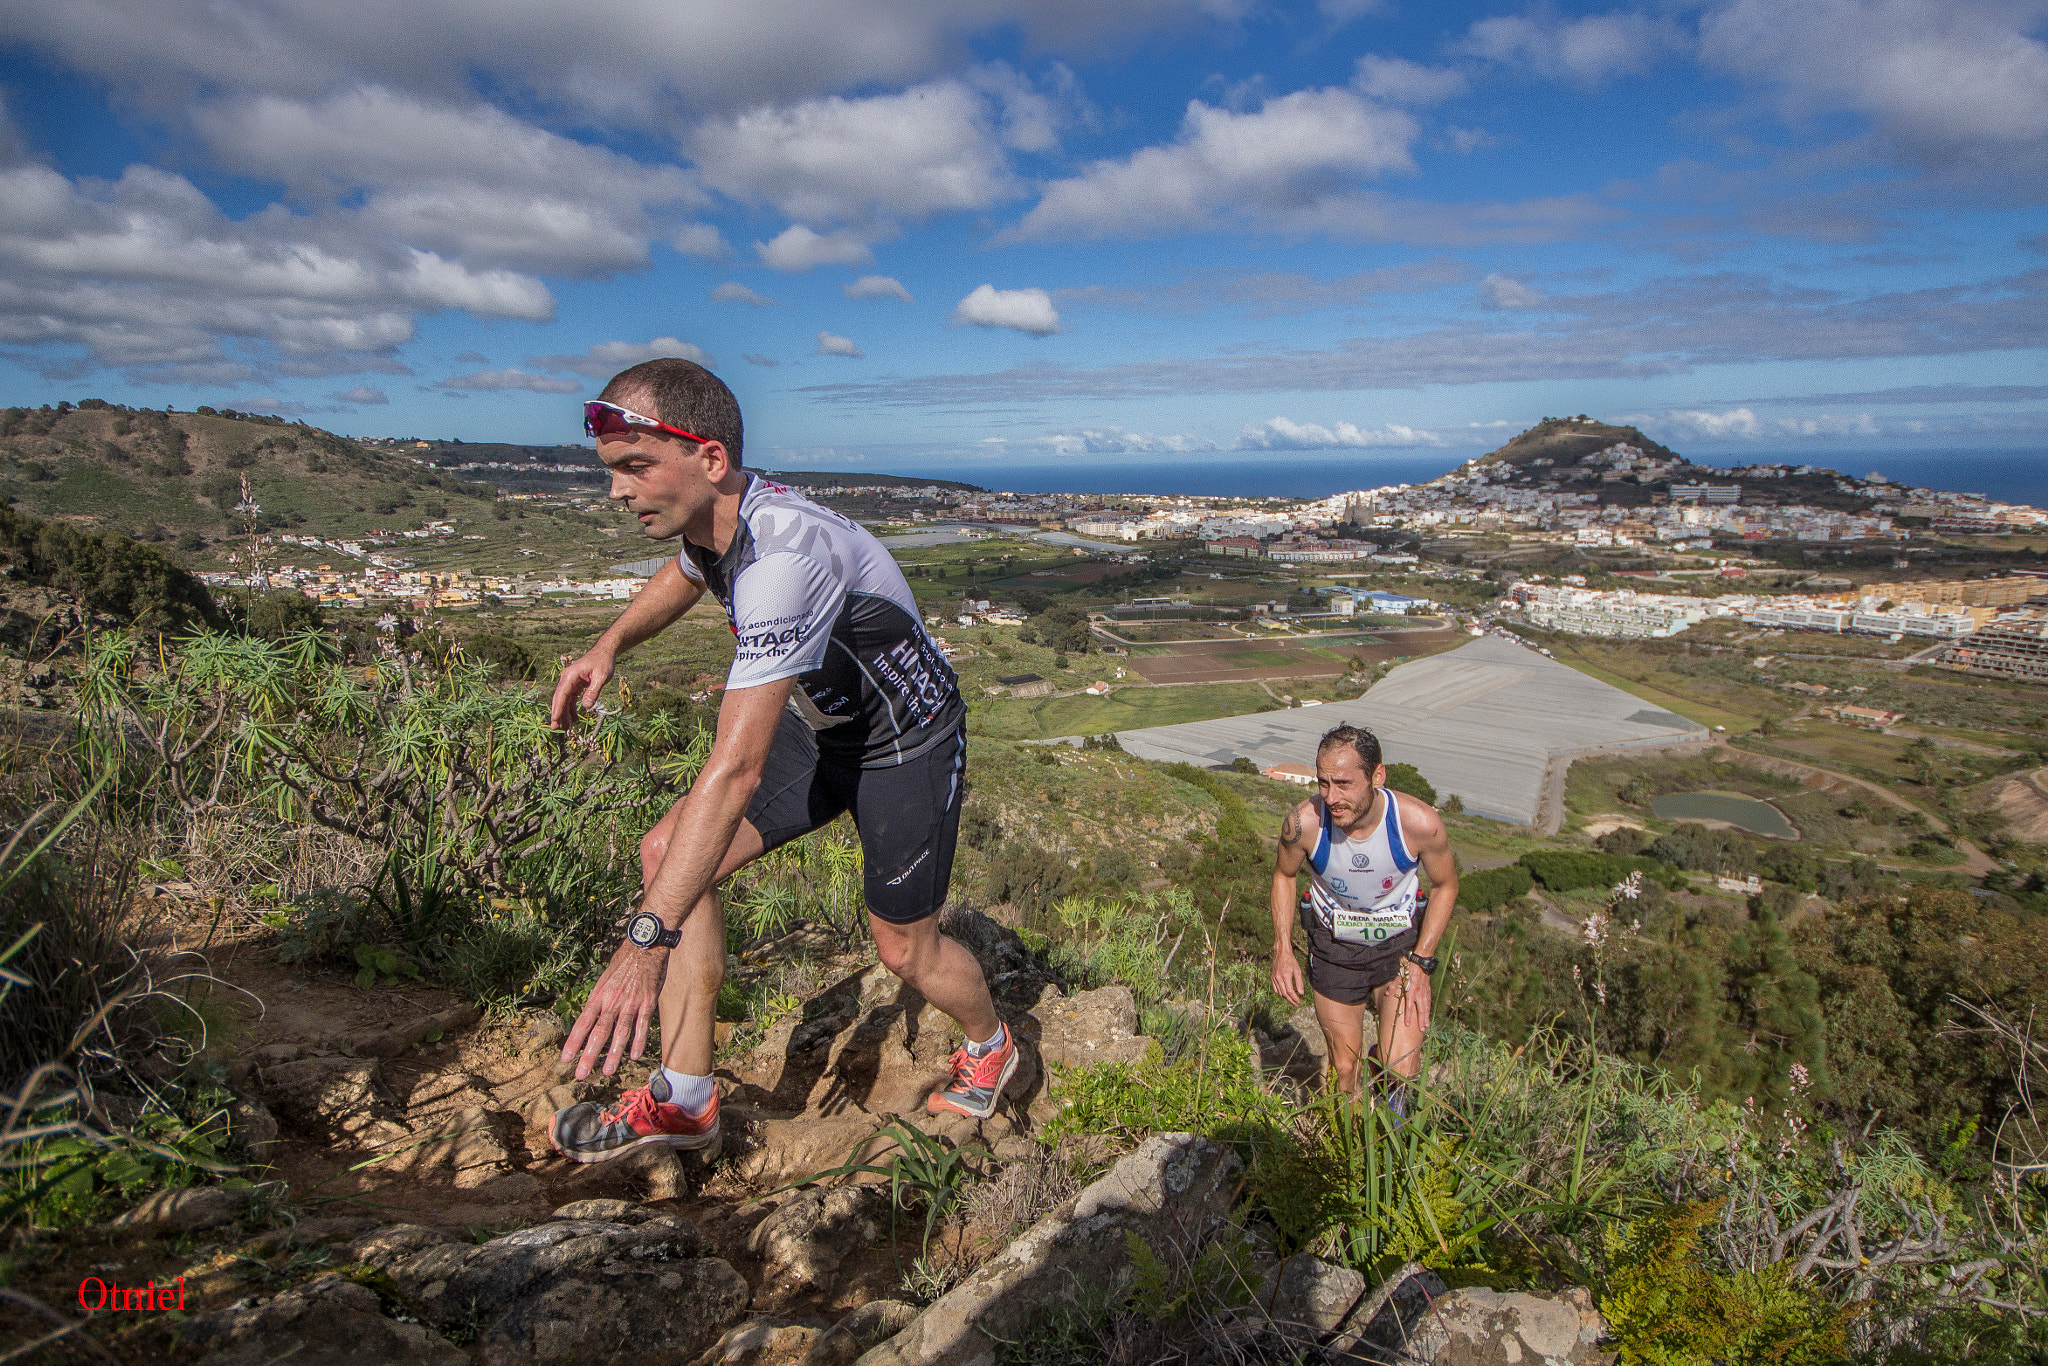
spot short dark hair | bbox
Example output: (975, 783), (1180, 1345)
(1317, 724), (1383, 772)
(600, 358), (743, 467)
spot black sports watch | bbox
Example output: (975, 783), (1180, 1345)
(623, 911), (682, 950)
(1405, 951), (1439, 976)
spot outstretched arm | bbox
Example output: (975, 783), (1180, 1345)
(1269, 801), (1314, 1006)
(561, 675), (793, 1077)
(549, 558), (703, 728)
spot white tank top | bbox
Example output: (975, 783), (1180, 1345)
(1305, 791), (1422, 951)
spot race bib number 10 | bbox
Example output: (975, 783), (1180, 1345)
(1332, 904), (1404, 945)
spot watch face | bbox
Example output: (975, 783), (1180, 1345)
(626, 913), (659, 948)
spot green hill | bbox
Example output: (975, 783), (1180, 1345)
(0, 401), (503, 550)
(1473, 416), (1688, 472)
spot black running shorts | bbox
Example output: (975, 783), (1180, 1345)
(744, 709), (966, 925)
(1307, 947), (1410, 1006)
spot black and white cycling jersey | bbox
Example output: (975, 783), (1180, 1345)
(678, 474), (964, 768)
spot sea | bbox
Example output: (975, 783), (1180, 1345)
(873, 448), (2048, 506)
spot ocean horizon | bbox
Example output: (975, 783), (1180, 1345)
(860, 447), (2048, 507)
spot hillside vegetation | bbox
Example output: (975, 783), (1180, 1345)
(0, 401), (502, 550)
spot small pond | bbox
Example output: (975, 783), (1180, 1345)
(1651, 791), (1799, 839)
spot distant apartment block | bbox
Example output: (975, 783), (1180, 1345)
(1861, 577), (2039, 608)
(1670, 484), (1743, 504)
(1516, 584), (1711, 638)
(1935, 620), (2048, 682)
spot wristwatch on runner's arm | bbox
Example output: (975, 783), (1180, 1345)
(623, 911), (683, 950)
(1404, 951), (1438, 975)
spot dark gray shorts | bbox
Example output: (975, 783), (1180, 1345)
(745, 709), (965, 925)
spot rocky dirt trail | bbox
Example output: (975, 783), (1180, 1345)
(15, 902), (1608, 1365)
(18, 908), (1202, 1364)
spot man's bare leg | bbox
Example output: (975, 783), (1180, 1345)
(1372, 974), (1427, 1085)
(639, 800), (765, 1078)
(1312, 990), (1371, 1102)
(867, 912), (1000, 1043)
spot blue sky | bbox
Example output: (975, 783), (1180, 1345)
(0, 0), (2043, 479)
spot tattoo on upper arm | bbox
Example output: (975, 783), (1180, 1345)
(1282, 809), (1300, 845)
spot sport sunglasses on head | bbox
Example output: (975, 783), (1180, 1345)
(584, 400), (708, 445)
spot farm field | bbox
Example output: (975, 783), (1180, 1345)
(1123, 625), (1461, 684)
(975, 681), (1281, 740)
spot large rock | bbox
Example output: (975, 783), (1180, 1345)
(370, 1105), (516, 1188)
(390, 1215), (706, 1328)
(343, 1004), (481, 1059)
(806, 1302), (920, 1366)
(747, 1186), (882, 1296)
(1270, 1253), (1366, 1340)
(111, 1185), (254, 1234)
(1366, 1285), (1613, 1366)
(477, 1257), (750, 1365)
(1028, 985), (1148, 1070)
(176, 1272), (467, 1366)
(854, 1133), (1242, 1366)
(253, 1055), (402, 1140)
(732, 965), (966, 1117)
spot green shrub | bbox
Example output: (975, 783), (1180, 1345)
(1458, 864), (1534, 913)
(1384, 762), (1436, 805)
(1602, 1202), (1849, 1366)
(1519, 851), (1682, 894)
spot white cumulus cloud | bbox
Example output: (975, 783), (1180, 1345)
(953, 284), (1062, 335)
(1477, 273), (1545, 308)
(690, 75), (1035, 226)
(1699, 0), (2048, 180)
(671, 224), (728, 258)
(1457, 10), (1686, 83)
(755, 225), (876, 272)
(437, 367), (583, 393)
(1353, 55), (1468, 105)
(847, 275), (914, 302)
(332, 384), (387, 404)
(711, 282), (777, 306)
(1236, 417), (1447, 449)
(1626, 406), (1886, 442)
(1033, 428), (1219, 455)
(815, 331), (863, 357)
(1006, 86), (1418, 241)
(530, 338), (712, 380)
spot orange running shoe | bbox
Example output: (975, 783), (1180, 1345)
(550, 1071), (720, 1164)
(926, 1026), (1018, 1120)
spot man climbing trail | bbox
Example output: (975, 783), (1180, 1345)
(545, 358), (1014, 1163)
(1270, 724), (1458, 1113)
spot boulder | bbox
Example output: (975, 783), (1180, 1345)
(746, 1186), (882, 1294)
(855, 1133), (1241, 1366)
(548, 1139), (697, 1204)
(176, 1272), (466, 1366)
(1254, 1018), (1325, 1088)
(806, 1302), (920, 1366)
(225, 1095), (281, 1164)
(1028, 985), (1148, 1070)
(692, 1316), (825, 1365)
(477, 1257), (750, 1365)
(344, 1223), (458, 1269)
(390, 1214), (708, 1332)
(369, 1105), (516, 1188)
(343, 1004), (481, 1059)
(1348, 1284), (1612, 1366)
(238, 1217), (381, 1256)
(1270, 1253), (1366, 1341)
(253, 1055), (401, 1139)
(110, 1185), (254, 1234)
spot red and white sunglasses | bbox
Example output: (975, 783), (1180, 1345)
(583, 400), (708, 445)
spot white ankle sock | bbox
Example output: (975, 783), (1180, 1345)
(966, 1024), (1007, 1057)
(659, 1067), (715, 1114)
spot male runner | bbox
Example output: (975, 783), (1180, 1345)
(545, 358), (1015, 1163)
(1269, 724), (1458, 1108)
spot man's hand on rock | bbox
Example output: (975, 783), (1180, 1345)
(563, 941), (668, 1078)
